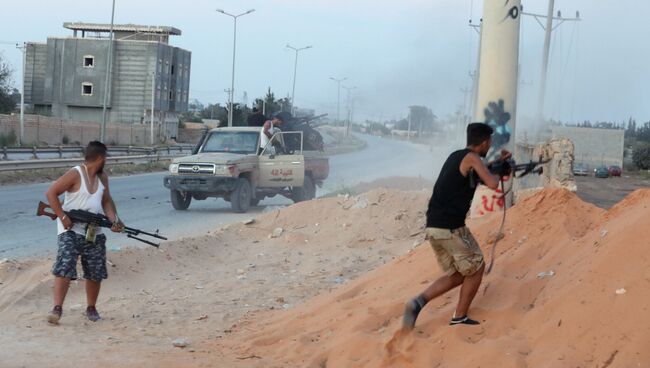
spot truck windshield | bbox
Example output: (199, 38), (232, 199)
(201, 132), (259, 154)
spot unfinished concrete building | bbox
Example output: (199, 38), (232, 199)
(23, 22), (191, 135)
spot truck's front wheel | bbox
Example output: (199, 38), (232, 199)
(231, 178), (252, 213)
(171, 190), (192, 210)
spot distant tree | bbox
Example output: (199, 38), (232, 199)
(409, 105), (437, 136)
(394, 118), (409, 130)
(199, 103), (227, 123)
(253, 88), (292, 118)
(179, 111), (203, 123)
(0, 54), (16, 114)
(187, 99), (204, 113)
(632, 143), (650, 170)
(637, 121), (650, 143)
(626, 118), (637, 138)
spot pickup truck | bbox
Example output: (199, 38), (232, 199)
(163, 127), (329, 213)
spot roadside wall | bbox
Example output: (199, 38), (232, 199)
(177, 128), (204, 144)
(0, 114), (175, 146)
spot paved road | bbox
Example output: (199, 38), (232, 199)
(0, 135), (446, 258)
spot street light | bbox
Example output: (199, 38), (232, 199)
(329, 77), (347, 124)
(342, 85), (357, 137)
(286, 44), (312, 113)
(217, 8), (255, 127)
(16, 42), (26, 146)
(100, 0), (116, 143)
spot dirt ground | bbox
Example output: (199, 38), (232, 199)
(575, 173), (650, 208)
(0, 178), (429, 367)
(2, 176), (649, 367)
(160, 187), (650, 368)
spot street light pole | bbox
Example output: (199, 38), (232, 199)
(16, 42), (26, 146)
(100, 0), (116, 143)
(342, 86), (356, 137)
(217, 8), (255, 127)
(329, 77), (347, 125)
(150, 71), (155, 145)
(286, 44), (312, 113)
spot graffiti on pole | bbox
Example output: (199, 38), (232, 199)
(483, 99), (512, 160)
(501, 1), (522, 22)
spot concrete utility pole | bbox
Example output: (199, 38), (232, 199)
(522, 4), (580, 123)
(471, 0), (523, 217)
(16, 43), (26, 146)
(473, 0), (522, 149)
(100, 0), (116, 143)
(286, 44), (312, 114)
(217, 8), (255, 127)
(329, 77), (347, 124)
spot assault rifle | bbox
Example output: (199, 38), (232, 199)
(490, 158), (550, 178)
(470, 157), (550, 188)
(37, 201), (166, 247)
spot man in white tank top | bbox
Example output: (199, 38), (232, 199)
(260, 112), (287, 152)
(44, 141), (124, 324)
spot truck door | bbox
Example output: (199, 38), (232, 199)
(258, 132), (305, 188)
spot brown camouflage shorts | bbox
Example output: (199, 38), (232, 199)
(426, 226), (484, 276)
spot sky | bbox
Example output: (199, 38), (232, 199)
(1, 0), (649, 124)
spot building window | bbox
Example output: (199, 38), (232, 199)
(82, 83), (93, 96)
(171, 65), (175, 75)
(169, 91), (173, 100)
(83, 56), (94, 68)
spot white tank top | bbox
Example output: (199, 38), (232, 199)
(56, 166), (105, 235)
(260, 122), (274, 151)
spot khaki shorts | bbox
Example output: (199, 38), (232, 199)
(426, 227), (484, 276)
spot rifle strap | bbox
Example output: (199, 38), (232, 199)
(485, 177), (507, 275)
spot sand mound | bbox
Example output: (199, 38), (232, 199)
(246, 188), (428, 248)
(605, 188), (650, 218)
(346, 176), (434, 194)
(204, 188), (650, 368)
(0, 189), (430, 367)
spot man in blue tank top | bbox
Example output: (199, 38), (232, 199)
(44, 141), (124, 324)
(402, 123), (511, 329)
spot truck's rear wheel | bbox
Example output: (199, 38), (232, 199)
(171, 190), (191, 210)
(291, 175), (316, 203)
(231, 178), (252, 213)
